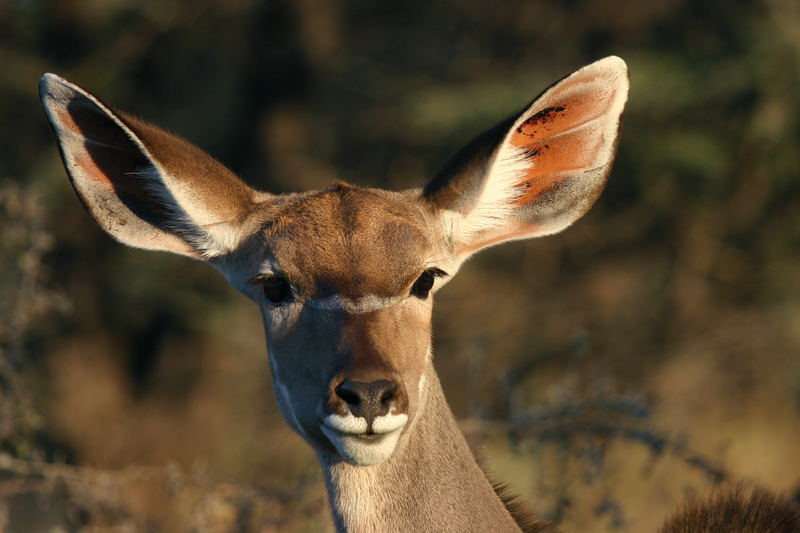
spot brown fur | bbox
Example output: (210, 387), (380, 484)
(117, 110), (255, 222)
(44, 59), (731, 533)
(42, 59), (798, 533)
(660, 485), (800, 533)
(259, 184), (434, 300)
(492, 481), (561, 533)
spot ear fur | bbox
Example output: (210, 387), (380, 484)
(39, 73), (257, 259)
(423, 56), (629, 258)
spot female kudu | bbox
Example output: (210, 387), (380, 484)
(40, 57), (799, 532)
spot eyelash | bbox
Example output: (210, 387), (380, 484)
(251, 274), (292, 305)
(410, 268), (447, 299)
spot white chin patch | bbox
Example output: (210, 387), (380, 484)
(320, 412), (409, 466)
(320, 425), (405, 466)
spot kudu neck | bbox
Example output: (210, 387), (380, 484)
(319, 365), (521, 532)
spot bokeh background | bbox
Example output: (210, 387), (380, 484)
(1, 0), (799, 531)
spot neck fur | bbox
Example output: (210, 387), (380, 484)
(318, 365), (524, 532)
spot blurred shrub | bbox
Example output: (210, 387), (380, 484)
(0, 0), (798, 531)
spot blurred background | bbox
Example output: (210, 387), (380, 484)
(1, 0), (799, 531)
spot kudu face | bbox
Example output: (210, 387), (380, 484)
(220, 187), (448, 465)
(40, 57), (629, 467)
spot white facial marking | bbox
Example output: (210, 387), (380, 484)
(307, 294), (400, 314)
(268, 351), (279, 374)
(264, 302), (302, 338)
(405, 367), (430, 439)
(323, 411), (368, 434)
(322, 411), (408, 435)
(370, 413), (409, 434)
(320, 407), (409, 466)
(320, 425), (405, 467)
(276, 380), (310, 441)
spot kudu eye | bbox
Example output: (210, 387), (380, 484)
(261, 276), (291, 304)
(411, 270), (437, 299)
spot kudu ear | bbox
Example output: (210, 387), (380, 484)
(423, 56), (629, 258)
(39, 73), (258, 259)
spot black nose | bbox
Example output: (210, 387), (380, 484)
(336, 379), (398, 425)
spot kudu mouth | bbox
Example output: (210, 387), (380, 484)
(318, 376), (410, 466)
(318, 409), (409, 466)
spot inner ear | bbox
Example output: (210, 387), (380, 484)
(41, 73), (260, 258)
(421, 56), (629, 258)
(508, 71), (625, 208)
(63, 98), (175, 229)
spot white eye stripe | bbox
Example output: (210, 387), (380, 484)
(306, 294), (401, 313)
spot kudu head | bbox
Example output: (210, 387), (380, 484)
(40, 57), (629, 466)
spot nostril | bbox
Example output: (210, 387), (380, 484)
(379, 382), (397, 406)
(334, 379), (399, 416)
(335, 382), (362, 407)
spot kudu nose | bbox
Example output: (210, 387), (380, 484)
(335, 379), (398, 425)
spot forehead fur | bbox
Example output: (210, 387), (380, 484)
(262, 183), (433, 299)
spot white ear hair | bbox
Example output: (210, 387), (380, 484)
(441, 145), (531, 244)
(424, 56), (629, 257)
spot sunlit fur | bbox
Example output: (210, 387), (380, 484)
(42, 58), (789, 533)
(41, 56), (629, 533)
(659, 485), (800, 533)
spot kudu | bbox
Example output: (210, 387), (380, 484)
(40, 57), (800, 532)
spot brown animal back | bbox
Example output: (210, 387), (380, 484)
(659, 485), (800, 533)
